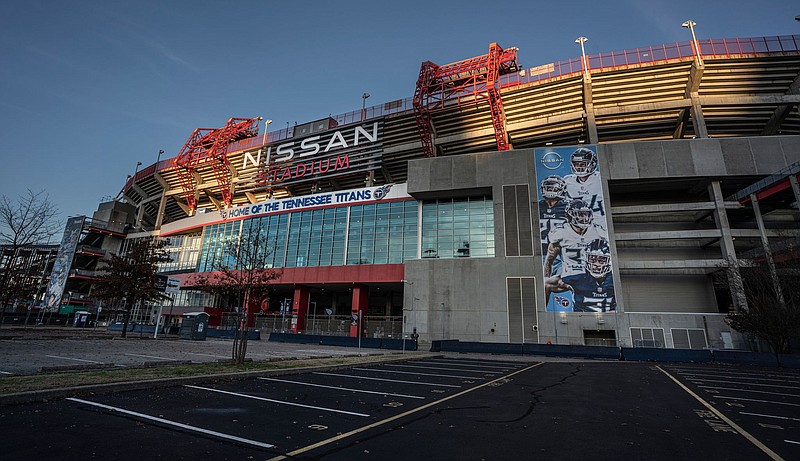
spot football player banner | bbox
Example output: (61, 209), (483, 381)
(533, 145), (616, 313)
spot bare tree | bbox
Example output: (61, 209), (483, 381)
(726, 248), (800, 362)
(192, 219), (281, 364)
(0, 190), (60, 327)
(92, 238), (171, 337)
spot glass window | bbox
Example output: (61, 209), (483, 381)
(421, 196), (494, 259)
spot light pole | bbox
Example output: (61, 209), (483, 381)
(133, 161), (142, 180)
(156, 149), (165, 164)
(681, 20), (703, 65)
(575, 36), (589, 79)
(401, 279), (413, 353)
(310, 301), (317, 334)
(361, 93), (370, 121)
(263, 119), (273, 145)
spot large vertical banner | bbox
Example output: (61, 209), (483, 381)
(44, 216), (85, 311)
(534, 145), (616, 313)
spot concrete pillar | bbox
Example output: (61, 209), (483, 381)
(154, 193), (168, 230)
(709, 181), (747, 312)
(290, 285), (310, 333)
(750, 194), (783, 304)
(790, 175), (800, 211)
(350, 284), (369, 337)
(582, 78), (598, 144)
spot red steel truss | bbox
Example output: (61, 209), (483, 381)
(413, 43), (519, 157)
(174, 117), (261, 212)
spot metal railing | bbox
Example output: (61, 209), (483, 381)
(127, 35), (799, 185)
(218, 313), (404, 338)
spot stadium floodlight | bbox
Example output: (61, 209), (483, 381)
(575, 36), (589, 79)
(681, 20), (703, 65)
(263, 119), (272, 144)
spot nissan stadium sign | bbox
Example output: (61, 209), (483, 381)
(238, 121), (383, 190)
(159, 183), (410, 236)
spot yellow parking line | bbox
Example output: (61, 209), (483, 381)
(267, 361), (544, 461)
(656, 366), (784, 461)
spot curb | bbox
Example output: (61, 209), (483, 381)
(0, 353), (440, 406)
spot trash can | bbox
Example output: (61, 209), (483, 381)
(179, 312), (209, 340)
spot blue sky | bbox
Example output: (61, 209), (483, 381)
(0, 0), (797, 225)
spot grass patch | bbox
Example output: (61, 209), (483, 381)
(0, 354), (402, 395)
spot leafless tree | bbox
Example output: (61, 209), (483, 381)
(726, 247), (800, 361)
(92, 238), (171, 337)
(192, 219), (281, 364)
(0, 190), (61, 327)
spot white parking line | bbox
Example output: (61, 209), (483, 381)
(0, 371), (13, 375)
(45, 355), (103, 364)
(184, 385), (370, 417)
(740, 412), (800, 422)
(718, 396), (800, 407)
(682, 373), (800, 384)
(295, 349), (358, 355)
(698, 385), (800, 398)
(786, 440), (800, 445)
(315, 372), (461, 388)
(352, 367), (483, 380)
(420, 360), (512, 370)
(690, 378), (800, 390)
(673, 368), (800, 380)
(124, 353), (177, 361)
(258, 377), (425, 399)
(67, 397), (275, 449)
(384, 364), (497, 374)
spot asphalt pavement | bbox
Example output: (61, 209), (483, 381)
(3, 356), (798, 460)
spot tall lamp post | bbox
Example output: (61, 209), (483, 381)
(575, 36), (590, 79)
(361, 93), (370, 121)
(681, 20), (703, 66)
(262, 119), (272, 145)
(401, 279), (413, 353)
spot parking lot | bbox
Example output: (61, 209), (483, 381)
(3, 356), (799, 460)
(0, 335), (393, 375)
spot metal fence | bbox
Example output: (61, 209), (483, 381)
(218, 313), (403, 338)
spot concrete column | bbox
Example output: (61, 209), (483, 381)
(290, 285), (310, 333)
(709, 181), (746, 312)
(350, 284), (369, 337)
(582, 78), (598, 144)
(690, 91), (709, 138)
(790, 175), (800, 211)
(750, 194), (783, 304)
(154, 193), (168, 230)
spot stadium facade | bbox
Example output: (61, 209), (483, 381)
(49, 34), (800, 349)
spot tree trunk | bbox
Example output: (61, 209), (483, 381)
(121, 298), (134, 338)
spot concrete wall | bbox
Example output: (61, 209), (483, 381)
(403, 136), (799, 346)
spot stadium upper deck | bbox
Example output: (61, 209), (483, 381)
(120, 35), (800, 231)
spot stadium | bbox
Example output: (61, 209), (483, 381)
(47, 33), (800, 350)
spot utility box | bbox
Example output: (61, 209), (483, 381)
(73, 311), (91, 328)
(179, 312), (209, 340)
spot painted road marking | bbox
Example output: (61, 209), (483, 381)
(383, 364), (498, 374)
(683, 373), (800, 384)
(67, 397), (276, 449)
(257, 377), (425, 399)
(315, 372), (461, 388)
(351, 367), (486, 380)
(688, 378), (800, 390)
(672, 368), (800, 380)
(45, 355), (103, 364)
(184, 385), (370, 417)
(718, 396), (800, 408)
(657, 366), (784, 461)
(0, 371), (13, 375)
(295, 349), (358, 355)
(786, 440), (800, 445)
(267, 362), (544, 461)
(124, 353), (177, 361)
(421, 360), (513, 370)
(424, 359), (512, 370)
(741, 412), (800, 422)
(697, 386), (800, 398)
